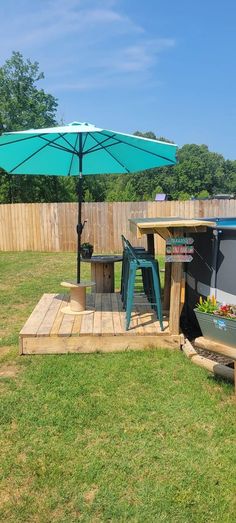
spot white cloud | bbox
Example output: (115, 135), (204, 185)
(0, 0), (176, 91)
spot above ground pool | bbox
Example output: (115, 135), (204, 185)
(212, 217), (236, 228)
(185, 216), (236, 327)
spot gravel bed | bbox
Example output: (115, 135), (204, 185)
(193, 343), (234, 367)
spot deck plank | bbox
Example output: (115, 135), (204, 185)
(111, 293), (123, 335)
(101, 293), (114, 335)
(80, 294), (94, 336)
(58, 312), (75, 337)
(132, 304), (145, 335)
(116, 293), (126, 333)
(71, 311), (83, 335)
(20, 294), (55, 336)
(80, 313), (94, 336)
(22, 334), (182, 354)
(50, 294), (69, 335)
(37, 293), (65, 336)
(93, 293), (102, 335)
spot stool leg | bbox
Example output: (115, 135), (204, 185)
(123, 256), (131, 310)
(126, 264), (136, 330)
(122, 251), (130, 307)
(120, 249), (126, 298)
(152, 266), (164, 331)
(148, 267), (155, 306)
(150, 261), (161, 310)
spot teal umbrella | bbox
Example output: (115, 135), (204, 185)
(0, 121), (177, 282)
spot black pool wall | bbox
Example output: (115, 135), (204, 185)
(185, 218), (236, 327)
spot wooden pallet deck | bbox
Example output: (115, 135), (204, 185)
(20, 293), (183, 354)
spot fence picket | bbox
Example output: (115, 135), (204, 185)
(0, 200), (235, 254)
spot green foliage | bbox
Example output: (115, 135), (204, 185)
(196, 295), (218, 314)
(103, 141), (236, 203)
(196, 297), (236, 319)
(0, 52), (236, 204)
(178, 191), (191, 201)
(81, 242), (93, 248)
(0, 52), (73, 203)
(0, 51), (58, 132)
(197, 190), (210, 199)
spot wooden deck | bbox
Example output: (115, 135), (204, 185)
(20, 293), (183, 354)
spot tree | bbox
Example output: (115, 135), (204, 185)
(175, 144), (224, 197)
(0, 51), (64, 203)
(197, 190), (210, 199)
(0, 51), (58, 132)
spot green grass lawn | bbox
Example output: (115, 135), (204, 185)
(0, 252), (235, 522)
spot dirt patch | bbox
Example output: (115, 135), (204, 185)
(0, 346), (13, 357)
(0, 364), (19, 378)
(84, 487), (98, 504)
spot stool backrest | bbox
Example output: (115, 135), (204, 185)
(121, 235), (140, 262)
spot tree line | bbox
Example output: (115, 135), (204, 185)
(0, 52), (235, 204)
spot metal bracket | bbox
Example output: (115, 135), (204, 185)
(77, 220), (87, 234)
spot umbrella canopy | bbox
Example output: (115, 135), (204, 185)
(0, 121), (178, 281)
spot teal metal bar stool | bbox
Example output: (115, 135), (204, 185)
(120, 238), (146, 302)
(121, 237), (157, 308)
(121, 236), (163, 331)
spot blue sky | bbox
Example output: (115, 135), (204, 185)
(0, 0), (235, 159)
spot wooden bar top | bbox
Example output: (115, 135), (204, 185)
(129, 217), (216, 238)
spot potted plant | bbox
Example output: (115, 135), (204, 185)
(194, 296), (236, 348)
(80, 242), (94, 259)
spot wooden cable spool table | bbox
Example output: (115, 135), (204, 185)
(82, 255), (123, 293)
(60, 280), (95, 314)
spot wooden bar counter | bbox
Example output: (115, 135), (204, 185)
(129, 217), (216, 336)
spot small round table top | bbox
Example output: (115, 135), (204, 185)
(61, 280), (96, 288)
(82, 255), (123, 264)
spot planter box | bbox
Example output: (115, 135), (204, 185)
(81, 247), (93, 259)
(194, 309), (236, 348)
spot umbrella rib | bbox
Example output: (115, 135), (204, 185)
(88, 133), (130, 173)
(98, 131), (176, 164)
(0, 134), (44, 147)
(83, 133), (117, 155)
(39, 135), (78, 154)
(83, 141), (128, 155)
(9, 134), (71, 173)
(82, 133), (89, 151)
(67, 134), (79, 176)
(56, 133), (79, 154)
(0, 133), (73, 155)
(82, 131), (175, 165)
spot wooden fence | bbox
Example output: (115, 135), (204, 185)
(0, 200), (236, 255)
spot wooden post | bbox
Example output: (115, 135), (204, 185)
(180, 268), (186, 316)
(169, 229), (184, 335)
(147, 233), (155, 256)
(163, 262), (171, 311)
(169, 261), (183, 334)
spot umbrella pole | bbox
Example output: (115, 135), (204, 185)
(77, 172), (83, 284)
(62, 174), (95, 313)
